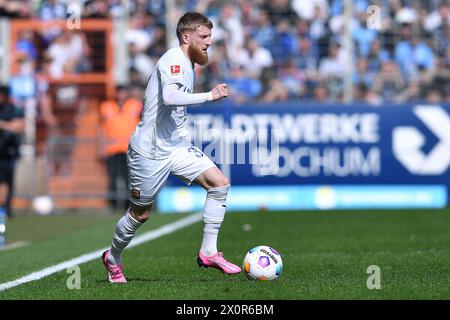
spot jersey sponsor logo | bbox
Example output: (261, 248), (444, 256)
(170, 65), (181, 75)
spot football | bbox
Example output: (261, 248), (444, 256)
(243, 245), (283, 281)
(32, 195), (55, 216)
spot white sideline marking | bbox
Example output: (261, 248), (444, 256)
(0, 213), (202, 292)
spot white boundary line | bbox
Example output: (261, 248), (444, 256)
(0, 213), (202, 292)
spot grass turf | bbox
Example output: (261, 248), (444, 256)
(0, 208), (449, 299)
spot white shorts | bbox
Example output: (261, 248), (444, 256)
(127, 144), (216, 206)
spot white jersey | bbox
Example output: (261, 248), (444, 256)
(130, 46), (199, 159)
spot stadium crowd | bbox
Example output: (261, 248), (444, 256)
(1, 0), (450, 105)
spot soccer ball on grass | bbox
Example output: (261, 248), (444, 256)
(243, 245), (283, 281)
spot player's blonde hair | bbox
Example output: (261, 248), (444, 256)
(176, 12), (213, 43)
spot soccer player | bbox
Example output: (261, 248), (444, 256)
(0, 85), (25, 246)
(102, 12), (241, 283)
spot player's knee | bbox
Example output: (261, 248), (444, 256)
(211, 176), (230, 189)
(221, 176), (230, 187)
(129, 203), (153, 223)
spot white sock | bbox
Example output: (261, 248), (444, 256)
(108, 209), (142, 265)
(200, 185), (229, 257)
(200, 223), (221, 257)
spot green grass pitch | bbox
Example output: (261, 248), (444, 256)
(0, 208), (449, 299)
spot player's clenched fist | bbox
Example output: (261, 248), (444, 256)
(211, 83), (228, 100)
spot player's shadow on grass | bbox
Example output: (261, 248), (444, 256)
(95, 277), (176, 283)
(96, 276), (238, 284)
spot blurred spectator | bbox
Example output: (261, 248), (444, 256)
(372, 60), (405, 102)
(2, 0), (449, 106)
(431, 48), (450, 95)
(366, 39), (390, 74)
(16, 30), (37, 62)
(278, 59), (305, 98)
(146, 25), (166, 57)
(291, 0), (329, 21)
(0, 0), (31, 18)
(426, 89), (443, 103)
(309, 6), (328, 41)
(394, 79), (423, 103)
(237, 0), (260, 38)
(84, 0), (110, 19)
(319, 38), (346, 101)
(211, 2), (244, 60)
(45, 84), (85, 176)
(235, 38), (274, 79)
(9, 57), (37, 108)
(142, 0), (165, 24)
(141, 12), (158, 44)
(225, 64), (262, 104)
(251, 9), (275, 49)
(100, 85), (142, 211)
(294, 19), (312, 40)
(0, 85), (25, 219)
(395, 26), (435, 81)
(195, 0), (223, 20)
(128, 67), (144, 85)
(352, 12), (378, 57)
(395, 6), (418, 26)
(124, 13), (154, 53)
(109, 0), (127, 18)
(261, 78), (289, 102)
(262, 0), (298, 26)
(353, 58), (375, 88)
(9, 56), (56, 128)
(365, 89), (383, 106)
(270, 19), (297, 66)
(38, 0), (66, 20)
(129, 43), (155, 84)
(201, 39), (230, 91)
(433, 23), (450, 59)
(424, 2), (450, 32)
(124, 12), (157, 83)
(318, 42), (345, 99)
(129, 83), (145, 102)
(292, 36), (319, 92)
(315, 21), (333, 61)
(353, 83), (367, 103)
(313, 83), (329, 102)
(45, 31), (91, 78)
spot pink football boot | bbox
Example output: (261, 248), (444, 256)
(101, 250), (127, 283)
(197, 251), (242, 275)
